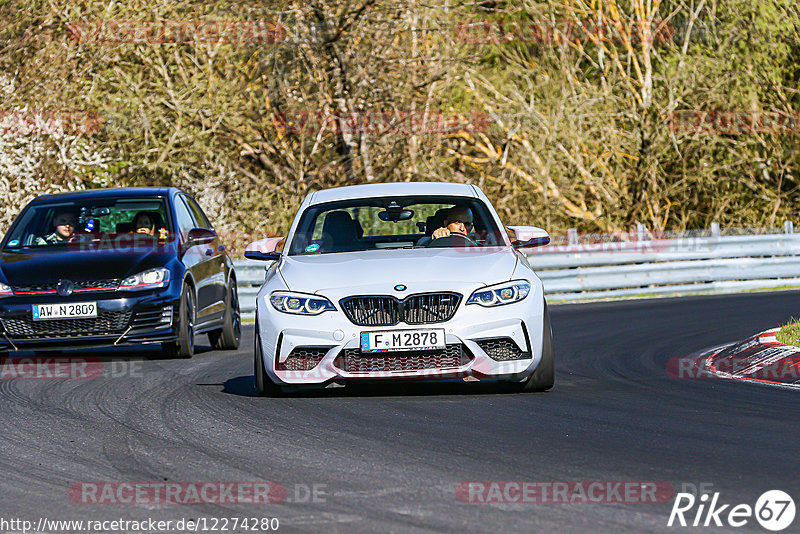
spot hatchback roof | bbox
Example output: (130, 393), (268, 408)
(31, 187), (176, 203)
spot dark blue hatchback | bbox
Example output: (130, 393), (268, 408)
(0, 187), (240, 357)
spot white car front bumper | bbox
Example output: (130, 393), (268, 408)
(255, 285), (545, 386)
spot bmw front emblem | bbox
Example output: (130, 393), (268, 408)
(394, 284), (407, 292)
(56, 279), (74, 297)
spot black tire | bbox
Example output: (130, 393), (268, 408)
(208, 280), (241, 350)
(518, 302), (555, 392)
(162, 284), (195, 359)
(253, 329), (283, 397)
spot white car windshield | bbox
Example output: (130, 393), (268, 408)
(287, 196), (505, 255)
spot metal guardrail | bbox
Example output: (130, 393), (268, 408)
(234, 223), (800, 315)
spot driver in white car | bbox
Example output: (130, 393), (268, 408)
(431, 206), (474, 240)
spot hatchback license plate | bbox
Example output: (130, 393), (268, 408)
(32, 302), (97, 320)
(361, 329), (446, 352)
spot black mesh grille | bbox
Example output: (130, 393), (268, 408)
(340, 296), (401, 326)
(476, 338), (530, 361)
(12, 279), (120, 294)
(334, 344), (472, 374)
(340, 292), (461, 326)
(276, 346), (330, 371)
(404, 293), (461, 324)
(131, 307), (172, 330)
(2, 310), (132, 338)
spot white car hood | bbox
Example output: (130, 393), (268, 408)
(279, 247), (518, 294)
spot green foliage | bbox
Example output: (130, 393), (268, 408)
(1, 0), (799, 248)
(776, 320), (800, 346)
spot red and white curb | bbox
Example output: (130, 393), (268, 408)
(704, 327), (800, 390)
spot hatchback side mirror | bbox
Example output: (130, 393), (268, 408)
(245, 237), (285, 261)
(185, 228), (217, 246)
(508, 226), (550, 248)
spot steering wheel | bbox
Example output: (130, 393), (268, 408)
(426, 232), (479, 248)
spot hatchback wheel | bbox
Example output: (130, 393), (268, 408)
(162, 284), (195, 359)
(209, 280), (241, 350)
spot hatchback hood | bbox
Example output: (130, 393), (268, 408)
(0, 248), (172, 285)
(279, 247), (519, 293)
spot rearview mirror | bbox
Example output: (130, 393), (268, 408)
(245, 237), (285, 261)
(508, 226), (550, 248)
(378, 209), (414, 222)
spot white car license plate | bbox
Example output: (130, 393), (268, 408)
(360, 329), (446, 352)
(32, 302), (97, 320)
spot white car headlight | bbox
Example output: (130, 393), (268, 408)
(0, 282), (12, 296)
(270, 291), (336, 315)
(466, 280), (530, 307)
(119, 267), (170, 291)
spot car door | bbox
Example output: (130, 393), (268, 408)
(174, 194), (214, 321)
(180, 194), (226, 321)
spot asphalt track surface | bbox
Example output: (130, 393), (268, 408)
(1, 291), (800, 533)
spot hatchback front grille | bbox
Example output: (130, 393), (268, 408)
(334, 344), (472, 374)
(340, 292), (461, 326)
(2, 310), (132, 338)
(131, 306), (173, 331)
(12, 279), (120, 295)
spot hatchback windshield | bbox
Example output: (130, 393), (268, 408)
(288, 196), (505, 255)
(3, 198), (171, 251)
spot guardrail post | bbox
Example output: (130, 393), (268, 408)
(784, 221), (794, 234)
(711, 222), (720, 238)
(568, 228), (578, 246)
(636, 223), (646, 242)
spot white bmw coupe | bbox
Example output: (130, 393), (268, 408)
(245, 182), (554, 395)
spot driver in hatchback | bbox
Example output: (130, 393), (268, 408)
(36, 209), (78, 245)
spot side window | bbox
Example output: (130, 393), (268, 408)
(183, 195), (212, 230)
(173, 197), (196, 234)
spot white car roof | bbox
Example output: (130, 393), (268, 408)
(308, 182), (478, 205)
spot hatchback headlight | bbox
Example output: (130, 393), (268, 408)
(0, 282), (12, 296)
(119, 268), (170, 291)
(270, 291), (335, 315)
(466, 281), (530, 307)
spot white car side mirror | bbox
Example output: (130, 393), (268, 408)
(507, 226), (550, 248)
(245, 237), (285, 261)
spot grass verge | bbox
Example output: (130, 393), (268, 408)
(776, 320), (800, 346)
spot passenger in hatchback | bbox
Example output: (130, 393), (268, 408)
(133, 211), (168, 240)
(36, 210), (78, 245)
